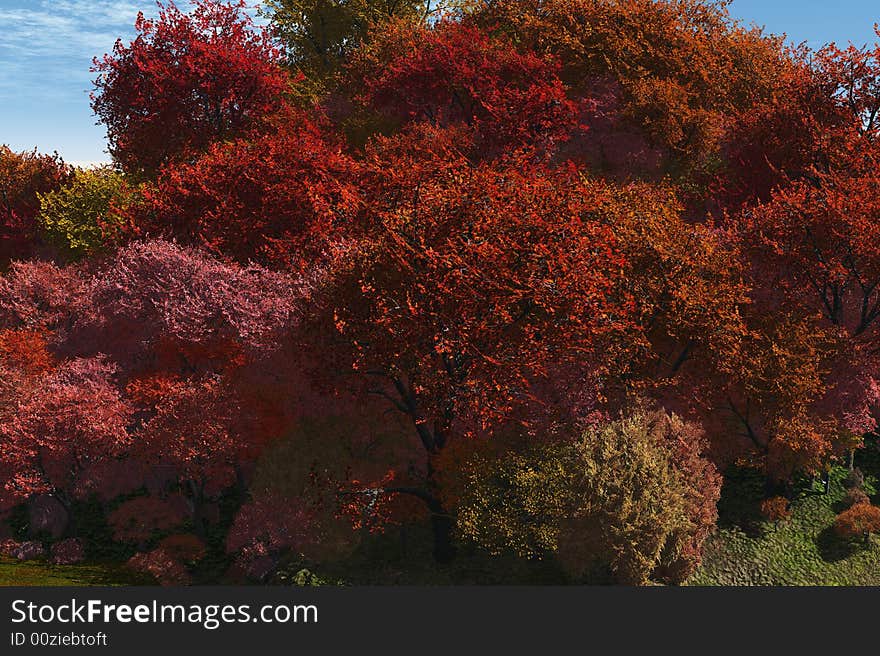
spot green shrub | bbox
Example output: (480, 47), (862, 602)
(455, 405), (722, 585)
(38, 166), (130, 256)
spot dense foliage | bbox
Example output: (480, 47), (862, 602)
(3, 0), (880, 585)
(453, 406), (720, 584)
(37, 166), (130, 257)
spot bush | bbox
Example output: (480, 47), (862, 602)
(127, 548), (192, 586)
(0, 539), (20, 558)
(157, 534), (206, 564)
(833, 503), (880, 542)
(843, 468), (865, 491)
(107, 496), (189, 543)
(843, 488), (871, 509)
(50, 538), (85, 565)
(455, 404), (722, 585)
(273, 567), (335, 586)
(37, 166), (129, 256)
(760, 496), (790, 521)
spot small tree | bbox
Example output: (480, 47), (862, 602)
(843, 488), (871, 509)
(834, 503), (880, 545)
(760, 496), (790, 522)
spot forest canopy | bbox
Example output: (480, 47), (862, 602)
(3, 0), (880, 585)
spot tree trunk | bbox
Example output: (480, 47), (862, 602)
(430, 511), (456, 564)
(192, 501), (207, 541)
(398, 526), (406, 559)
(188, 481), (207, 541)
(383, 486), (456, 563)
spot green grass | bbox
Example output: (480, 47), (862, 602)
(0, 557), (150, 587)
(689, 464), (880, 586)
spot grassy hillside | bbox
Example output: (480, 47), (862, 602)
(0, 557), (149, 586)
(690, 463), (880, 586)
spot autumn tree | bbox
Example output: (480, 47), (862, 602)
(0, 355), (132, 514)
(120, 111), (360, 269)
(725, 42), (880, 479)
(461, 0), (788, 185)
(0, 240), (313, 551)
(92, 0), (291, 176)
(38, 166), (130, 258)
(0, 328), (57, 517)
(312, 129), (633, 560)
(265, 0), (447, 89)
(345, 18), (578, 156)
(0, 147), (69, 266)
(834, 503), (880, 544)
(70, 240), (310, 536)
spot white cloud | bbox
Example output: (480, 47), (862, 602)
(0, 1), (143, 57)
(67, 159), (113, 168)
(0, 1), (145, 103)
(0, 1), (267, 160)
(0, 1), (269, 100)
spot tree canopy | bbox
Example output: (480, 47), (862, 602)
(2, 0), (880, 585)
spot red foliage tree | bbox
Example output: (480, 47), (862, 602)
(0, 240), (313, 543)
(128, 375), (272, 538)
(314, 130), (633, 559)
(691, 37), (880, 480)
(72, 242), (314, 535)
(0, 357), (132, 511)
(120, 113), (360, 268)
(346, 18), (578, 157)
(726, 109), (880, 478)
(91, 0), (291, 176)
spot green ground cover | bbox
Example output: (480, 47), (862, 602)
(689, 463), (880, 586)
(0, 557), (148, 586)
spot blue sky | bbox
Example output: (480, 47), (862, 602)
(729, 0), (879, 49)
(1, 0), (879, 164)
